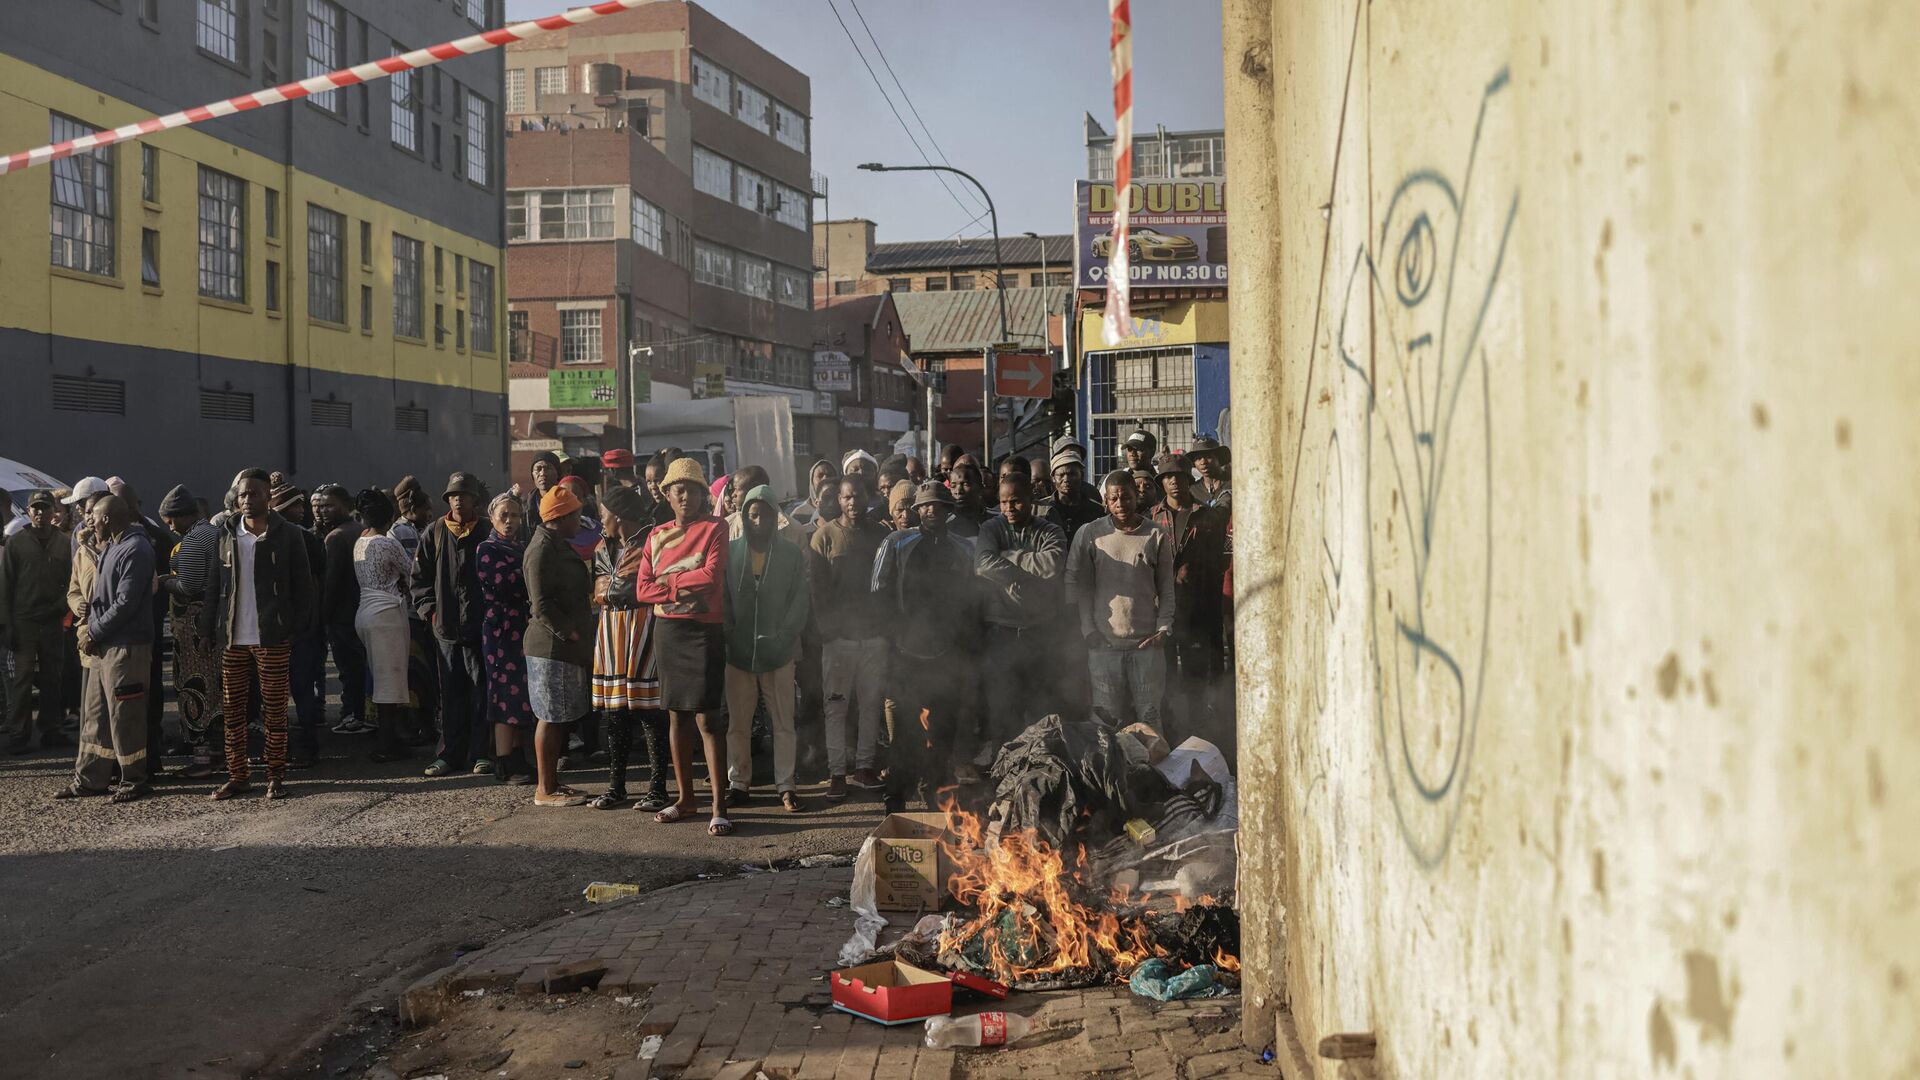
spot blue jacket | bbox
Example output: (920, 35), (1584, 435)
(88, 529), (156, 649)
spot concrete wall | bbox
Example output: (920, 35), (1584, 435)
(1222, 1), (1919, 1076)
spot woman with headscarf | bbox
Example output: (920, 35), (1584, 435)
(635, 457), (733, 836)
(523, 486), (595, 806)
(588, 485), (669, 811)
(474, 493), (536, 782)
(351, 489), (412, 762)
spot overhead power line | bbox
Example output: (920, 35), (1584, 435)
(845, 0), (989, 216)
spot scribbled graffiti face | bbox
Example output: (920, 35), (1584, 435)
(1337, 69), (1516, 867)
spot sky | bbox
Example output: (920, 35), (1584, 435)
(503, 0), (1225, 243)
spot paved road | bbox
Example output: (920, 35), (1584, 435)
(0, 742), (883, 1079)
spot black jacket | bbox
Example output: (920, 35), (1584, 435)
(214, 512), (316, 648)
(411, 517), (485, 644)
(523, 526), (594, 667)
(321, 521), (362, 626)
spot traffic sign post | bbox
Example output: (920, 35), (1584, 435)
(993, 349), (1052, 399)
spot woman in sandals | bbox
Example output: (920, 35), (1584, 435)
(522, 485), (595, 807)
(475, 493), (536, 783)
(633, 457), (734, 836)
(589, 484), (670, 812)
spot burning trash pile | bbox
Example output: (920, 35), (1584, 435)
(839, 716), (1240, 999)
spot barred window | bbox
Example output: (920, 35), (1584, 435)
(469, 261), (495, 353)
(392, 234), (423, 338)
(464, 92), (491, 184)
(773, 101), (807, 152)
(535, 66), (567, 102)
(691, 52), (730, 111)
(196, 166), (246, 301)
(561, 309), (601, 365)
(49, 114), (114, 277)
(307, 204), (345, 323)
(504, 68), (528, 114)
(692, 240), (733, 289)
(631, 192), (666, 256)
(391, 62), (420, 151)
(306, 0), (343, 113)
(196, 0), (240, 61)
(734, 80), (770, 133)
(693, 146), (732, 200)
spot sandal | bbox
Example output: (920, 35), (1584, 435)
(590, 791), (627, 810)
(535, 786), (588, 808)
(708, 816), (734, 836)
(635, 789), (671, 813)
(654, 802), (692, 824)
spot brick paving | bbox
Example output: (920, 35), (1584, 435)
(402, 867), (1273, 1079)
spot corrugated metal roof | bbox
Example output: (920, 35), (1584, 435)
(814, 292), (896, 359)
(867, 234), (1076, 273)
(892, 287), (1069, 354)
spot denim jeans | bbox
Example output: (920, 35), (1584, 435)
(1086, 642), (1167, 729)
(434, 639), (489, 769)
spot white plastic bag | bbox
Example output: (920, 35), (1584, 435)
(837, 836), (890, 965)
(1156, 737), (1238, 828)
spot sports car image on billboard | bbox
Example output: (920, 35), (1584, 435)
(1092, 226), (1200, 263)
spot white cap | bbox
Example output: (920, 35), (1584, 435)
(62, 476), (110, 505)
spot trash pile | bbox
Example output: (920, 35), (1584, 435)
(832, 715), (1241, 1026)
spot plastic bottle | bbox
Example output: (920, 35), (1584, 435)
(924, 1012), (1031, 1048)
(582, 881), (640, 903)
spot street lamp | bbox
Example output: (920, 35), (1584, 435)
(1023, 231), (1049, 302)
(860, 162), (1010, 463)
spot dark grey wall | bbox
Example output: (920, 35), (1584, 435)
(5, 0), (504, 248)
(0, 328), (506, 504)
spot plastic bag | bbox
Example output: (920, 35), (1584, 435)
(1156, 738), (1238, 829)
(837, 836), (891, 966)
(1128, 957), (1230, 1001)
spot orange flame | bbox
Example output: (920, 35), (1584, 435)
(1212, 947), (1241, 973)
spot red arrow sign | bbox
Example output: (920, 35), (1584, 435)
(994, 350), (1052, 399)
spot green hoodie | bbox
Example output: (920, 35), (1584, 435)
(724, 485), (810, 672)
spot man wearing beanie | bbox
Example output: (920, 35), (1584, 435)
(1, 491), (72, 754)
(412, 472), (493, 777)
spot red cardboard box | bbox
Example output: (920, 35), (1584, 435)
(831, 960), (954, 1025)
(949, 970), (1010, 1000)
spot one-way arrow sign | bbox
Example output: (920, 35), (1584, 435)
(993, 350), (1052, 399)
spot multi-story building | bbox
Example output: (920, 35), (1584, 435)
(502, 1), (815, 487)
(812, 219), (1073, 301)
(0, 0), (508, 499)
(1083, 114), (1226, 181)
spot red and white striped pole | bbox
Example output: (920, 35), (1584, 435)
(0, 0), (654, 176)
(1102, 0), (1134, 345)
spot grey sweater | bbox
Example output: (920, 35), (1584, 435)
(1065, 516), (1175, 644)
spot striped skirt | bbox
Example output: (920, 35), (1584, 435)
(592, 606), (661, 711)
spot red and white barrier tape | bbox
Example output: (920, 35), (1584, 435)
(0, 0), (653, 176)
(1102, 0), (1133, 344)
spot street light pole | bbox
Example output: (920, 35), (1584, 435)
(860, 162), (1009, 463)
(1025, 230), (1049, 300)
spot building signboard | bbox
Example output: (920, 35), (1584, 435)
(1078, 298), (1230, 351)
(1073, 178), (1228, 290)
(548, 369), (619, 408)
(813, 350), (853, 393)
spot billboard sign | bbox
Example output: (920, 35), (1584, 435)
(548, 369), (618, 409)
(1073, 178), (1227, 290)
(813, 350), (853, 393)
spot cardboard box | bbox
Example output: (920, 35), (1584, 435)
(866, 812), (959, 912)
(831, 960), (953, 1025)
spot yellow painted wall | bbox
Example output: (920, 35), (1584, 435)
(0, 54), (505, 393)
(1077, 297), (1229, 353)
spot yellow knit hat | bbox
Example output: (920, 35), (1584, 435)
(662, 456), (707, 491)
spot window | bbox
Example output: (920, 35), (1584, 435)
(196, 166), (246, 301)
(306, 1), (343, 113)
(49, 115), (114, 277)
(359, 219), (372, 266)
(691, 52), (730, 111)
(773, 183), (807, 231)
(692, 240), (733, 289)
(951, 274), (976, 290)
(535, 65), (567, 102)
(455, 254), (465, 294)
(925, 276), (947, 291)
(631, 192), (666, 256)
(1046, 270), (1072, 287)
(141, 229), (160, 287)
(263, 187), (279, 240)
(433, 246), (443, 290)
(461, 0), (486, 27)
(392, 234), (423, 338)
(359, 284), (372, 330)
(1089, 142), (1114, 182)
(561, 309), (602, 364)
(434, 302), (446, 344)
(693, 146), (732, 200)
(508, 189), (616, 241)
(52, 374), (126, 415)
(391, 63), (420, 151)
(464, 92), (491, 184)
(139, 0), (159, 25)
(197, 0), (240, 62)
(307, 205), (345, 323)
(469, 262), (495, 352)
(1132, 136), (1165, 178)
(504, 68), (528, 114)
(735, 253), (771, 299)
(141, 144), (158, 203)
(265, 260), (281, 312)
(775, 266), (809, 309)
(832, 280), (856, 296)
(773, 101), (806, 152)
(734, 80), (770, 133)
(1029, 272), (1046, 287)
(733, 164), (770, 214)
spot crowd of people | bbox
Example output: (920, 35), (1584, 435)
(0, 429), (1235, 837)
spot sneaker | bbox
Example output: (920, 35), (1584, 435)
(848, 768), (885, 790)
(826, 776), (849, 802)
(331, 717), (372, 735)
(471, 758), (494, 776)
(422, 758), (453, 777)
(726, 785), (752, 806)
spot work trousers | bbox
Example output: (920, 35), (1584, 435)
(434, 639), (489, 769)
(982, 623), (1059, 760)
(885, 658), (967, 809)
(7, 620), (67, 746)
(725, 661), (796, 792)
(821, 637), (886, 776)
(325, 622), (368, 723)
(1087, 642), (1167, 730)
(222, 644), (291, 783)
(288, 630), (326, 757)
(73, 643), (152, 790)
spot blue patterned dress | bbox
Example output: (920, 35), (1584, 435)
(475, 530), (536, 728)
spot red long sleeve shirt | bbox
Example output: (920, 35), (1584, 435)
(633, 514), (727, 623)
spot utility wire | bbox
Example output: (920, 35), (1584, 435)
(846, 0), (989, 216)
(824, 0), (979, 229)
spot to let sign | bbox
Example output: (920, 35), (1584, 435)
(993, 350), (1052, 399)
(813, 350), (853, 393)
